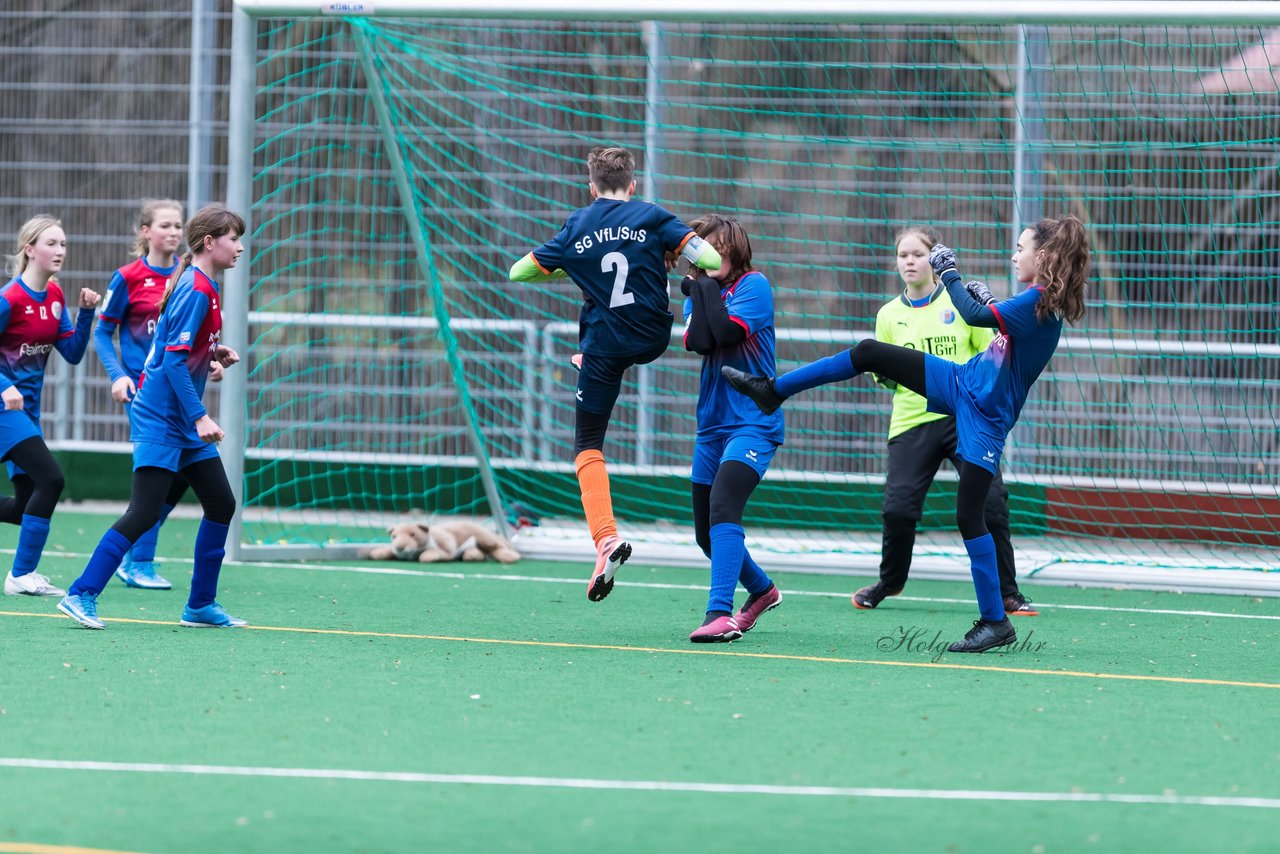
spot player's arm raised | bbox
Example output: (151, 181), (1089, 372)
(509, 252), (567, 283)
(678, 233), (722, 272)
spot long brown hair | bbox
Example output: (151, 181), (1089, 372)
(1029, 215), (1089, 324)
(132, 199), (184, 259)
(158, 203), (245, 314)
(687, 213), (754, 284)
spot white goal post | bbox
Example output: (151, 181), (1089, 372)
(223, 0), (1280, 595)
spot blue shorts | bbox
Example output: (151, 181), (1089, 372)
(691, 431), (778, 485)
(133, 441), (220, 473)
(0, 408), (43, 479)
(923, 354), (1006, 474)
(575, 340), (668, 415)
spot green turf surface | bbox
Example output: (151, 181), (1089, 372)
(2, 511), (1278, 853)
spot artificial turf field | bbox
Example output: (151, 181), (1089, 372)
(1, 511), (1277, 854)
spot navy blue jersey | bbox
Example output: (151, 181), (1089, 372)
(532, 198), (694, 357)
(945, 285), (1061, 433)
(683, 271), (784, 444)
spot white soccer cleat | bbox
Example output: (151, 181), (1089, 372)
(5, 571), (66, 597)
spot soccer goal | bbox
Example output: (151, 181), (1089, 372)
(224, 0), (1280, 592)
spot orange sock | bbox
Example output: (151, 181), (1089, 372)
(575, 449), (617, 546)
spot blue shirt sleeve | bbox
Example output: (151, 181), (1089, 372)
(99, 271), (129, 323)
(160, 346), (207, 424)
(941, 270), (999, 329)
(530, 222), (571, 273)
(54, 306), (95, 365)
(652, 204), (694, 252)
(94, 316), (126, 383)
(723, 273), (774, 337)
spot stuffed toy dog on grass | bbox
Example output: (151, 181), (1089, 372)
(367, 521), (520, 564)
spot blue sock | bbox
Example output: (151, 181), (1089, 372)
(775, 350), (858, 398)
(129, 502), (175, 563)
(964, 533), (1005, 621)
(707, 523), (746, 614)
(188, 519), (230, 609)
(70, 529), (133, 596)
(738, 548), (772, 596)
(12, 514), (51, 576)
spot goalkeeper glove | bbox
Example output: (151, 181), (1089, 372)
(928, 243), (958, 278)
(964, 279), (996, 306)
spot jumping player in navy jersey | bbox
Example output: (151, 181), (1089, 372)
(679, 215), (784, 643)
(725, 216), (1089, 652)
(0, 215), (100, 596)
(59, 204), (245, 630)
(95, 199), (189, 590)
(510, 147), (721, 602)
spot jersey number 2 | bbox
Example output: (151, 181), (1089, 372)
(602, 252), (633, 308)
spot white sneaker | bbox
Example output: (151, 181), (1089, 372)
(4, 571), (66, 597)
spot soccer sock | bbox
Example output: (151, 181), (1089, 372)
(188, 518), (230, 610)
(11, 514), (51, 577)
(738, 548), (772, 596)
(708, 523), (746, 614)
(774, 350), (859, 398)
(69, 529), (133, 596)
(574, 449), (618, 546)
(964, 533), (1005, 621)
(128, 502), (175, 563)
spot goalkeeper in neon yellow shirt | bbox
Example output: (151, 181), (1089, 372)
(852, 226), (1034, 616)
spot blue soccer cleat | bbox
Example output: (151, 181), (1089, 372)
(115, 554), (173, 590)
(58, 593), (105, 630)
(180, 602), (248, 628)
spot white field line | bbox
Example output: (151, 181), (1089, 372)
(12, 549), (1280, 623)
(0, 758), (1275, 810)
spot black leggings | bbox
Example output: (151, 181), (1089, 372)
(849, 339), (995, 540)
(0, 436), (65, 522)
(691, 461), (760, 557)
(111, 457), (234, 542)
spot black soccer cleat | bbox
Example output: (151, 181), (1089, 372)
(1004, 592), (1039, 616)
(852, 581), (903, 610)
(721, 367), (786, 415)
(947, 617), (1017, 653)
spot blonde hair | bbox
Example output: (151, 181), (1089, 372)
(132, 199), (185, 259)
(158, 204), (246, 314)
(7, 214), (63, 277)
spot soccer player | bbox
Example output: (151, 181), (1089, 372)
(680, 214), (784, 643)
(509, 146), (721, 602)
(0, 215), (100, 596)
(853, 226), (1035, 616)
(58, 204), (245, 630)
(94, 199), (190, 590)
(724, 216), (1089, 652)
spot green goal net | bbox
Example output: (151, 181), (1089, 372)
(229, 10), (1279, 580)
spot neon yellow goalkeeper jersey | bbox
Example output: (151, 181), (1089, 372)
(874, 283), (995, 440)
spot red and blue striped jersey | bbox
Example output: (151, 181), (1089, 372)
(96, 257), (176, 383)
(0, 278), (76, 421)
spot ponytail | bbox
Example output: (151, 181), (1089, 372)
(156, 203), (245, 315)
(1032, 215), (1089, 324)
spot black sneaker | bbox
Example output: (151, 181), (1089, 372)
(947, 618), (1016, 653)
(852, 581), (902, 610)
(721, 367), (786, 415)
(1004, 592), (1039, 616)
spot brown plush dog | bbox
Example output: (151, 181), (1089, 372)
(367, 521), (520, 564)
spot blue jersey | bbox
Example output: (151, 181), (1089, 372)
(0, 278), (91, 423)
(96, 257), (176, 383)
(683, 271), (785, 443)
(131, 267), (222, 448)
(531, 198), (694, 357)
(945, 285), (1061, 433)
